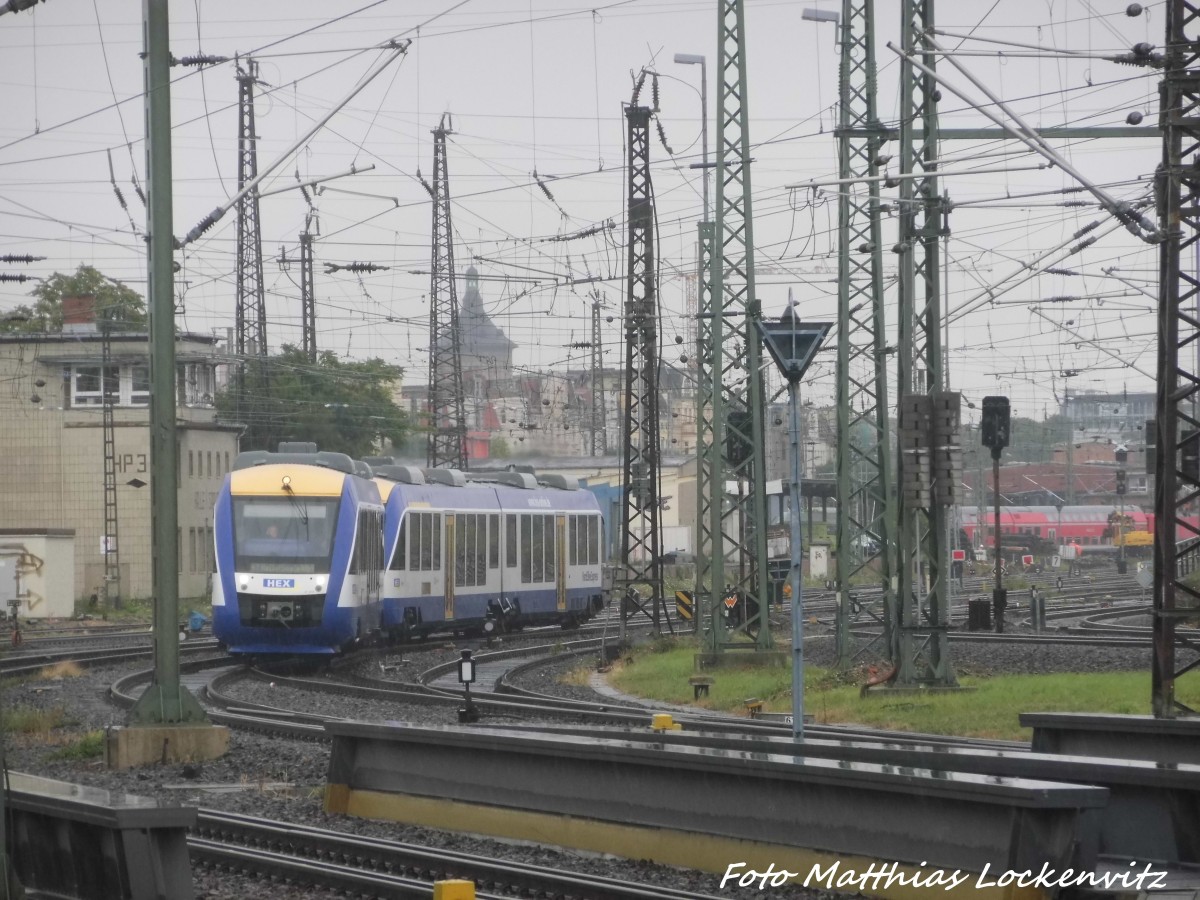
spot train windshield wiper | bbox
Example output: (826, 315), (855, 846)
(282, 485), (310, 533)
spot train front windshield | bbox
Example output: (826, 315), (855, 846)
(232, 497), (340, 574)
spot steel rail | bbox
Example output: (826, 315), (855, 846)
(193, 809), (721, 900)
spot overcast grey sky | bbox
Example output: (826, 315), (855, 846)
(0, 1), (1165, 421)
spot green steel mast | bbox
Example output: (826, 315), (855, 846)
(698, 0), (771, 652)
(834, 0), (895, 668)
(894, 0), (955, 686)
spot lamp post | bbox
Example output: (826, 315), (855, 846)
(757, 307), (831, 741)
(673, 53), (709, 221)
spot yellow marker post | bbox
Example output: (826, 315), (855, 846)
(433, 880), (476, 900)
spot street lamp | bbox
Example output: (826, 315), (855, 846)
(673, 53), (709, 222)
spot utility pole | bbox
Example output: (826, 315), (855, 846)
(1152, 0), (1200, 718)
(1061, 370), (1078, 504)
(235, 58), (267, 362)
(426, 114), (467, 470)
(696, 0), (772, 655)
(100, 298), (121, 610)
(299, 222), (316, 362)
(590, 291), (606, 456)
(618, 101), (667, 637)
(893, 0), (956, 687)
(833, 0), (894, 669)
(693, 218), (717, 639)
(128, 0), (209, 729)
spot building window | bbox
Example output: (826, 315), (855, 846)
(207, 451), (213, 478)
(178, 363), (216, 407)
(130, 364), (150, 405)
(69, 363), (158, 408)
(71, 365), (118, 406)
(188, 451), (194, 478)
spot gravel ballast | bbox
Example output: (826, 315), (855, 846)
(6, 623), (1158, 899)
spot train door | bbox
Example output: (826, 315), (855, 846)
(556, 514), (567, 611)
(444, 514), (456, 620)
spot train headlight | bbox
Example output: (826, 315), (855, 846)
(314, 577), (326, 592)
(239, 576), (249, 590)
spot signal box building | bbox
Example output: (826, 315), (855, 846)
(0, 311), (238, 608)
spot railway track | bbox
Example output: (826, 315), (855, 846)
(2, 639), (220, 679)
(191, 809), (724, 900)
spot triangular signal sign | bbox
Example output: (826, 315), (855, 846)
(756, 308), (832, 383)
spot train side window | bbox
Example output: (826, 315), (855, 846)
(433, 513), (442, 570)
(455, 513), (486, 587)
(475, 514), (487, 583)
(392, 517), (407, 570)
(506, 514), (517, 568)
(412, 513), (426, 570)
(456, 514), (473, 586)
(589, 515), (600, 565)
(350, 510), (366, 574)
(489, 514), (499, 569)
(543, 513), (555, 576)
(520, 514), (532, 583)
(569, 515), (578, 566)
(531, 515), (545, 582)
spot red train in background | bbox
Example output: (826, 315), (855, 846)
(958, 505), (1199, 556)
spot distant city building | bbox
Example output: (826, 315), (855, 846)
(1062, 390), (1154, 441)
(0, 302), (237, 605)
(459, 266), (516, 377)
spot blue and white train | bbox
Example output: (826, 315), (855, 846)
(371, 465), (605, 639)
(211, 449), (384, 656)
(211, 449), (606, 656)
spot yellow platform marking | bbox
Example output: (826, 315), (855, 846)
(324, 785), (1048, 900)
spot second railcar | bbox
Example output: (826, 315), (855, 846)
(375, 467), (605, 638)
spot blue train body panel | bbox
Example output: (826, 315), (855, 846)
(379, 478), (605, 637)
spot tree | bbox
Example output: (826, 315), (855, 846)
(215, 346), (411, 458)
(0, 264), (147, 333)
(489, 436), (511, 458)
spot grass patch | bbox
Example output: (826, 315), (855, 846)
(608, 638), (1200, 741)
(2, 704), (68, 735)
(49, 730), (105, 761)
(39, 660), (83, 680)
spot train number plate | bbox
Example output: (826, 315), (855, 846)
(262, 578), (296, 589)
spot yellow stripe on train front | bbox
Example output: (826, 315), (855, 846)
(231, 463), (346, 496)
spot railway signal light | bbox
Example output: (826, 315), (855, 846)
(1116, 469), (1128, 495)
(457, 650), (479, 724)
(981, 396), (1010, 456)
